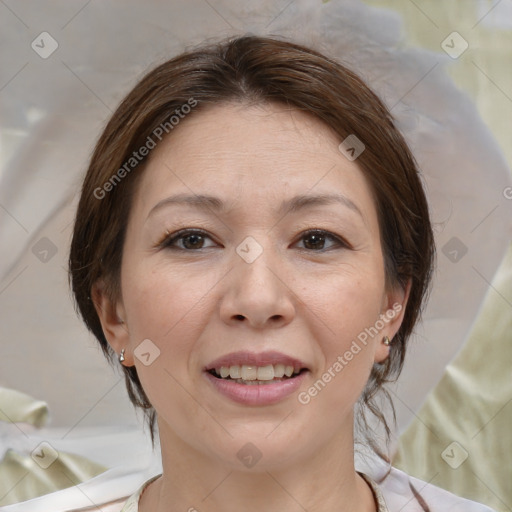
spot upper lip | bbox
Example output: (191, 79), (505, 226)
(204, 350), (309, 371)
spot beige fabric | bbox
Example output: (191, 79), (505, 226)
(393, 241), (512, 512)
(0, 388), (49, 428)
(0, 388), (107, 507)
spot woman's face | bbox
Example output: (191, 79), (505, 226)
(98, 101), (407, 469)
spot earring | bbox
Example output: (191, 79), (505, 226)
(119, 348), (125, 363)
(383, 336), (391, 346)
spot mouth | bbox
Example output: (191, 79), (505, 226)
(206, 364), (309, 385)
(203, 350), (310, 404)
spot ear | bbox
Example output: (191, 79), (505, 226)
(91, 279), (132, 365)
(374, 278), (412, 364)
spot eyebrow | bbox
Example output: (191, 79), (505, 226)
(146, 192), (364, 220)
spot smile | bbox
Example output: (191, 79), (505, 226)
(208, 364), (305, 384)
(204, 366), (309, 405)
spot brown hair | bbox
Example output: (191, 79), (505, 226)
(69, 34), (435, 465)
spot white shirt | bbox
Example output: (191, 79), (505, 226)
(2, 460), (495, 512)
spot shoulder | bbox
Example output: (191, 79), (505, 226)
(0, 469), (160, 512)
(0, 497), (129, 512)
(356, 450), (497, 512)
(378, 465), (497, 512)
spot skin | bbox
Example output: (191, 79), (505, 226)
(93, 101), (410, 512)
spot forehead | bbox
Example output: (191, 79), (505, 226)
(150, 101), (343, 172)
(132, 101), (377, 224)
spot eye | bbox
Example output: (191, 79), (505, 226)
(295, 229), (349, 251)
(158, 228), (349, 252)
(159, 229), (218, 251)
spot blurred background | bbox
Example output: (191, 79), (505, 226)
(0, 1), (511, 510)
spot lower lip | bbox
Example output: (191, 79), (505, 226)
(204, 370), (308, 406)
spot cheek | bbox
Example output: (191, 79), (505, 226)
(120, 263), (212, 413)
(119, 258), (226, 391)
(308, 268), (383, 397)
(315, 267), (384, 343)
(122, 260), (210, 339)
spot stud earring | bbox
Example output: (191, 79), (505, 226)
(383, 336), (391, 346)
(119, 348), (125, 363)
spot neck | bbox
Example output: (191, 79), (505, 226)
(140, 413), (376, 512)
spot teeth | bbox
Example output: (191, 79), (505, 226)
(229, 365), (241, 379)
(241, 365), (258, 380)
(274, 364), (285, 378)
(214, 364), (302, 380)
(257, 365), (274, 381)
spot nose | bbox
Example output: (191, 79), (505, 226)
(219, 241), (296, 329)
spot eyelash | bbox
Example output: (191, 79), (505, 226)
(157, 228), (351, 252)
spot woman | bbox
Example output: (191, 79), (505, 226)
(68, 35), (495, 512)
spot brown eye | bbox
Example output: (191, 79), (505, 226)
(303, 232), (326, 250)
(160, 229), (216, 250)
(180, 233), (206, 249)
(297, 230), (348, 251)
